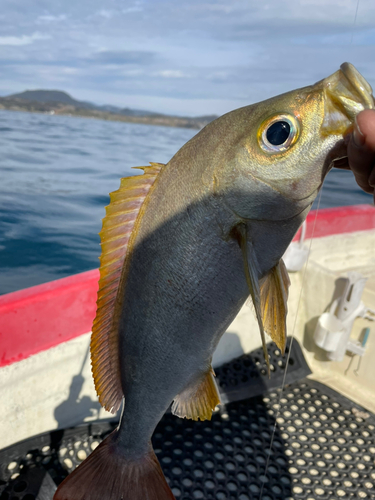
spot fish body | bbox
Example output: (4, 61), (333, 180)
(55, 63), (374, 500)
(116, 137), (307, 445)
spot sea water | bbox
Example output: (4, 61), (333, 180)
(0, 110), (372, 295)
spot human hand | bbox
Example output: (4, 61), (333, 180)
(347, 109), (375, 199)
(335, 109), (375, 203)
(335, 109), (375, 202)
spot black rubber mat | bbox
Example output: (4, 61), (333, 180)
(215, 336), (311, 404)
(1, 344), (374, 499)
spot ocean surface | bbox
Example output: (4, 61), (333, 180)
(0, 109), (373, 295)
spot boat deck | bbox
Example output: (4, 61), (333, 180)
(1, 205), (375, 499)
(1, 342), (374, 500)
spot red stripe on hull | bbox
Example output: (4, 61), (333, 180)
(0, 270), (99, 367)
(0, 205), (374, 367)
(302, 204), (375, 239)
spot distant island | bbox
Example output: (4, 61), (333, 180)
(0, 89), (218, 130)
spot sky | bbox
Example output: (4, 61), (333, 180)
(0, 0), (374, 116)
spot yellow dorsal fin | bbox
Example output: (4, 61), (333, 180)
(260, 259), (290, 354)
(91, 163), (165, 413)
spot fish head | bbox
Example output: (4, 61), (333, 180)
(209, 63), (374, 222)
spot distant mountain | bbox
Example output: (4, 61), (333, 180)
(0, 89), (219, 129)
(7, 90), (168, 117)
(8, 90), (95, 110)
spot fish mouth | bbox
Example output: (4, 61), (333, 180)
(320, 62), (374, 136)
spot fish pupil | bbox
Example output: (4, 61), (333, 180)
(266, 121), (291, 146)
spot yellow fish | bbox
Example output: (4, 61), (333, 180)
(54, 63), (373, 500)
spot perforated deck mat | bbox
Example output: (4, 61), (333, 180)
(215, 337), (311, 404)
(1, 350), (375, 499)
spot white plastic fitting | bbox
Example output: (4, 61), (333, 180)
(313, 272), (374, 362)
(283, 221), (309, 272)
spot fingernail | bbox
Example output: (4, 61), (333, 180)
(353, 117), (365, 147)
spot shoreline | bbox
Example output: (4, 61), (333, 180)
(0, 100), (215, 130)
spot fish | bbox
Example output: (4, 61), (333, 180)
(54, 63), (374, 500)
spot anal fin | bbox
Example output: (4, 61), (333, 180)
(171, 369), (221, 421)
(260, 259), (290, 354)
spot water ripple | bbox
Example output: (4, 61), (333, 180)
(0, 109), (372, 295)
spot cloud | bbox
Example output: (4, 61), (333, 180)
(91, 50), (155, 65)
(0, 0), (374, 115)
(122, 6), (144, 14)
(96, 9), (114, 19)
(157, 70), (187, 78)
(36, 14), (67, 24)
(0, 32), (50, 46)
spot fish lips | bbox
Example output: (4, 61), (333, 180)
(320, 62), (374, 136)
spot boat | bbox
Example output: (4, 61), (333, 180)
(0, 203), (374, 499)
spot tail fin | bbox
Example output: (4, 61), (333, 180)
(54, 430), (175, 500)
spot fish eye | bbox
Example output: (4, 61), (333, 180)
(258, 114), (300, 153)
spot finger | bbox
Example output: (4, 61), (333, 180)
(347, 109), (375, 194)
(332, 157), (350, 170)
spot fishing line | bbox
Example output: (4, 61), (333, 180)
(350, 0), (360, 44)
(257, 3), (361, 492)
(258, 189), (322, 499)
(257, 2), (360, 495)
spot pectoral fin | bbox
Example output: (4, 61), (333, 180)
(171, 368), (221, 421)
(235, 223), (270, 373)
(260, 259), (290, 354)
